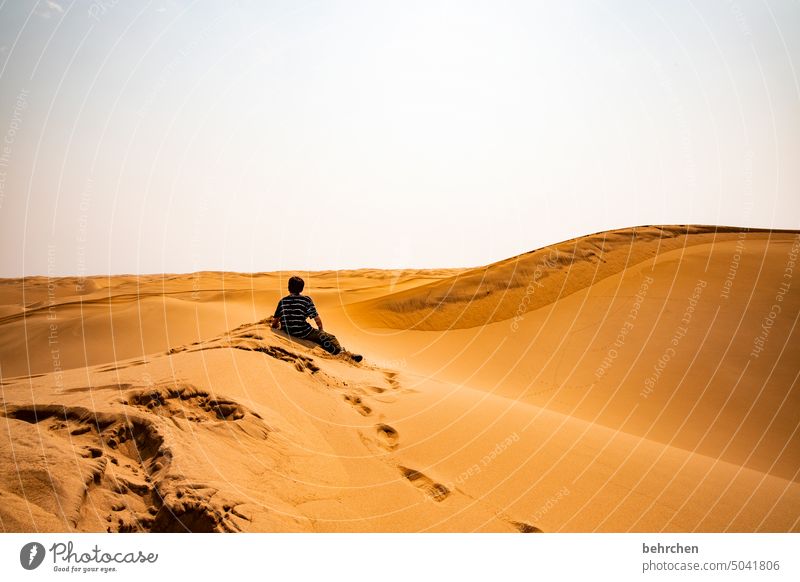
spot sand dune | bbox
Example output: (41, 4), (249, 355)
(1, 225), (798, 532)
(350, 225), (790, 330)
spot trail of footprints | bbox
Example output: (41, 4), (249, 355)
(347, 373), (544, 531)
(339, 371), (454, 505)
(168, 328), (453, 513)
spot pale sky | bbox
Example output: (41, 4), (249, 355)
(0, 0), (798, 277)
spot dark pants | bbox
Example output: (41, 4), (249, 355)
(304, 328), (342, 355)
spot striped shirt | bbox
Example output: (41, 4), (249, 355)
(273, 294), (319, 338)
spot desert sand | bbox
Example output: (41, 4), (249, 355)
(1, 225), (798, 532)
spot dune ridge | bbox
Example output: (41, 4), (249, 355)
(349, 225), (796, 330)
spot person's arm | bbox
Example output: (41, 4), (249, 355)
(271, 301), (282, 329)
(307, 297), (322, 330)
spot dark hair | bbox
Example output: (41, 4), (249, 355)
(288, 276), (305, 295)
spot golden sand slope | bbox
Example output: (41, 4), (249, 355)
(1, 225), (798, 532)
(349, 225), (786, 330)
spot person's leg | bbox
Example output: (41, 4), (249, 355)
(305, 329), (342, 355)
(319, 331), (343, 355)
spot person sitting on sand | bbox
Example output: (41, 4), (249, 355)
(270, 276), (362, 362)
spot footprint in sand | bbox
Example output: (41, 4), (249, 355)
(511, 521), (544, 533)
(343, 394), (372, 416)
(398, 466), (450, 502)
(375, 424), (399, 450)
(381, 371), (416, 394)
(384, 371), (401, 390)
